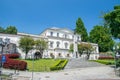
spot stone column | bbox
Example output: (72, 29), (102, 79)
(73, 34), (78, 58)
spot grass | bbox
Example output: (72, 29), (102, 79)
(91, 59), (115, 65)
(23, 58), (64, 72)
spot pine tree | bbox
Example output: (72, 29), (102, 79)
(75, 18), (88, 41)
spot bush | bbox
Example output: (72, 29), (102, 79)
(50, 59), (68, 71)
(0, 53), (27, 71)
(5, 53), (20, 59)
(3, 59), (27, 70)
(116, 59), (120, 68)
(98, 56), (114, 60)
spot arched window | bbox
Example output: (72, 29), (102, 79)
(65, 42), (68, 49)
(56, 41), (60, 48)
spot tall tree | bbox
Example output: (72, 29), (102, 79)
(35, 38), (48, 58)
(89, 25), (114, 52)
(5, 26), (17, 34)
(75, 17), (88, 41)
(19, 36), (34, 59)
(0, 26), (5, 33)
(104, 5), (120, 39)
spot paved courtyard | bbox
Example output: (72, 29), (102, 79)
(2, 58), (120, 80)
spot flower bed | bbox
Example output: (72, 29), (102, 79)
(0, 53), (27, 70)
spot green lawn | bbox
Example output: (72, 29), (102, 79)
(91, 59), (115, 65)
(24, 59), (63, 72)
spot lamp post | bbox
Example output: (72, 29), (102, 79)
(31, 46), (35, 80)
(113, 45), (119, 76)
(0, 38), (10, 75)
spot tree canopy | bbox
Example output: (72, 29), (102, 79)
(75, 17), (88, 42)
(19, 36), (34, 59)
(0, 26), (17, 34)
(5, 26), (17, 34)
(0, 26), (5, 33)
(78, 43), (93, 59)
(104, 5), (120, 39)
(89, 25), (114, 52)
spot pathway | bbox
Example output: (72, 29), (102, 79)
(2, 58), (120, 80)
(65, 57), (104, 69)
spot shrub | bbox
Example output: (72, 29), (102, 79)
(0, 53), (27, 71)
(50, 59), (68, 71)
(116, 59), (120, 68)
(98, 56), (114, 60)
(3, 59), (27, 70)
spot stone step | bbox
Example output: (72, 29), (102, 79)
(64, 58), (104, 69)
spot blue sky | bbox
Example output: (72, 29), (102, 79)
(0, 0), (119, 34)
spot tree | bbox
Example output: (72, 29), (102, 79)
(69, 44), (74, 53)
(78, 43), (93, 60)
(75, 17), (88, 41)
(19, 36), (34, 59)
(0, 26), (5, 33)
(34, 38), (48, 59)
(89, 25), (114, 52)
(78, 43), (85, 57)
(104, 5), (120, 39)
(5, 26), (17, 34)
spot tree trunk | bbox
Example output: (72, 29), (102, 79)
(25, 51), (27, 60)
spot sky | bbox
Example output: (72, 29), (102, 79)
(0, 0), (119, 35)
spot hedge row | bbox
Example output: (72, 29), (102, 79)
(5, 53), (20, 59)
(0, 53), (27, 70)
(93, 60), (114, 65)
(50, 59), (68, 71)
(3, 59), (27, 70)
(98, 56), (114, 60)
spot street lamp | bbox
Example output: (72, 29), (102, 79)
(0, 38), (10, 75)
(113, 45), (120, 76)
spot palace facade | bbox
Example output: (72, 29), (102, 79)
(0, 27), (99, 60)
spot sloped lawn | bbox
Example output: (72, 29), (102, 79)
(24, 59), (68, 72)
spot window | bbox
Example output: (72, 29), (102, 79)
(57, 33), (59, 37)
(50, 32), (53, 36)
(50, 42), (53, 48)
(77, 36), (79, 41)
(56, 41), (60, 48)
(65, 42), (68, 49)
(65, 34), (67, 38)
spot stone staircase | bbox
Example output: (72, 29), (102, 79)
(64, 58), (104, 69)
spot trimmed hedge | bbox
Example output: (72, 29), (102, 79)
(50, 59), (68, 71)
(93, 60), (114, 65)
(98, 56), (114, 60)
(0, 53), (27, 70)
(5, 53), (20, 59)
(3, 59), (27, 70)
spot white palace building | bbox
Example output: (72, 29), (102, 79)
(0, 27), (99, 60)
